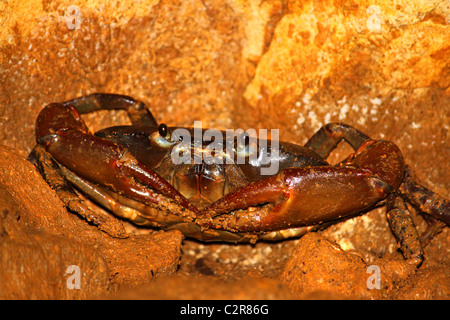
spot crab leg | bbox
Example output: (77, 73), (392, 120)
(386, 193), (423, 267)
(62, 93), (158, 127)
(399, 168), (450, 225)
(35, 102), (197, 214)
(305, 123), (370, 158)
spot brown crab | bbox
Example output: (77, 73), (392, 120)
(29, 93), (449, 266)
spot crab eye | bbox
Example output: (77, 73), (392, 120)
(158, 123), (168, 138)
(150, 123), (176, 148)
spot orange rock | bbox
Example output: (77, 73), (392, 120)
(281, 232), (382, 299)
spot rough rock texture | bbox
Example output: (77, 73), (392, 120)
(0, 230), (110, 299)
(280, 232), (424, 299)
(105, 275), (295, 300)
(0, 0), (448, 299)
(0, 146), (183, 297)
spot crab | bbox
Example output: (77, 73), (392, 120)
(29, 93), (449, 267)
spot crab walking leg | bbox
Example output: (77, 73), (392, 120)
(62, 93), (158, 127)
(400, 168), (450, 225)
(305, 123), (371, 158)
(35, 103), (197, 214)
(386, 194), (424, 267)
(198, 166), (391, 233)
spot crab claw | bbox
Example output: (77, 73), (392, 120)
(197, 166), (391, 233)
(198, 140), (402, 234)
(36, 103), (197, 213)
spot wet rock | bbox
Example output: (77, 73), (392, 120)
(280, 233), (381, 299)
(0, 232), (109, 299)
(390, 265), (450, 300)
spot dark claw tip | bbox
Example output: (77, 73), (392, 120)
(37, 133), (59, 147)
(368, 176), (392, 198)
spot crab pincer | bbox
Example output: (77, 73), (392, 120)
(35, 102), (197, 215)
